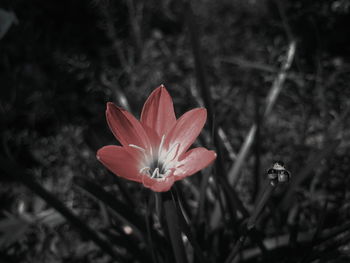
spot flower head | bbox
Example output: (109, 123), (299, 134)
(97, 85), (216, 192)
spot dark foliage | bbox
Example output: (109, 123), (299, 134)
(1, 0), (350, 262)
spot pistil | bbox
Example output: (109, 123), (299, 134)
(129, 134), (179, 180)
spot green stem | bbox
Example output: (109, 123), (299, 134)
(225, 181), (275, 263)
(161, 191), (188, 263)
(247, 181), (276, 230)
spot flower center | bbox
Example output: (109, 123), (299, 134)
(129, 135), (179, 179)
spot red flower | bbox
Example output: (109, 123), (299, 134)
(97, 85), (216, 192)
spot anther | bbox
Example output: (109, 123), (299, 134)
(151, 167), (159, 178)
(158, 135), (166, 156)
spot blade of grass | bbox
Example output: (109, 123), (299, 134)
(209, 174), (237, 231)
(228, 41), (296, 186)
(280, 139), (341, 209)
(172, 188), (208, 263)
(224, 229), (267, 263)
(220, 57), (279, 73)
(173, 185), (192, 221)
(315, 221), (350, 245)
(225, 180), (276, 263)
(145, 194), (159, 263)
(0, 157), (120, 261)
(184, 5), (273, 259)
(240, 219), (350, 261)
(309, 230), (350, 262)
(288, 205), (301, 249)
(241, 233), (308, 261)
(224, 235), (247, 263)
(73, 176), (146, 240)
(161, 191), (188, 263)
(218, 127), (237, 161)
(219, 175), (250, 219)
(112, 175), (137, 207)
(246, 181), (277, 230)
(209, 166), (245, 234)
(74, 176), (169, 258)
(182, 0), (213, 125)
(196, 170), (211, 225)
(211, 165), (269, 259)
(300, 201), (328, 263)
(183, 0), (249, 228)
(253, 86), (261, 201)
(281, 105), (350, 209)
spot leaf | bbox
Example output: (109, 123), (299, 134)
(172, 188), (208, 263)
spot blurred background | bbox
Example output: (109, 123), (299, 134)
(1, 0), (350, 262)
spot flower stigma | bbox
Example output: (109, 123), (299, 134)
(129, 135), (179, 180)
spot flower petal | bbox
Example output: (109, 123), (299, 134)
(140, 85), (177, 136)
(142, 124), (161, 150)
(97, 145), (142, 183)
(142, 175), (175, 192)
(165, 108), (207, 156)
(174, 147), (216, 180)
(106, 103), (150, 148)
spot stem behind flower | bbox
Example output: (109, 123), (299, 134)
(161, 191), (188, 263)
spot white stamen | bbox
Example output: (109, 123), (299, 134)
(129, 144), (145, 152)
(166, 143), (179, 157)
(164, 143), (180, 163)
(137, 135), (180, 180)
(151, 167), (159, 178)
(140, 167), (150, 173)
(163, 170), (171, 177)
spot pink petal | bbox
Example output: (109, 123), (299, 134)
(142, 175), (175, 192)
(174, 147), (216, 181)
(140, 85), (177, 136)
(165, 108), (207, 157)
(97, 145), (142, 183)
(142, 124), (161, 149)
(106, 103), (150, 148)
